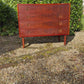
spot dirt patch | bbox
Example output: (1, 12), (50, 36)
(0, 31), (84, 84)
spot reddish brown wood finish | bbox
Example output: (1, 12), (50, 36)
(64, 35), (66, 45)
(17, 3), (70, 48)
(22, 38), (24, 48)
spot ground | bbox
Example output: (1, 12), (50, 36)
(0, 31), (84, 84)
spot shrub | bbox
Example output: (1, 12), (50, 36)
(69, 0), (83, 35)
(0, 0), (18, 36)
(0, 0), (83, 36)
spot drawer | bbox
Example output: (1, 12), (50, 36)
(22, 28), (58, 37)
(19, 20), (58, 29)
(58, 4), (69, 20)
(58, 20), (68, 27)
(58, 27), (69, 35)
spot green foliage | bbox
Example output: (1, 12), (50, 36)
(0, 0), (18, 36)
(81, 15), (84, 30)
(0, 0), (83, 36)
(69, 0), (83, 35)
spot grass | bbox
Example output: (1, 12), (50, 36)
(81, 14), (84, 30)
(0, 46), (68, 69)
(79, 43), (84, 53)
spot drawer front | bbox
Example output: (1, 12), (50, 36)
(18, 4), (58, 22)
(20, 28), (58, 37)
(58, 4), (70, 20)
(58, 20), (69, 35)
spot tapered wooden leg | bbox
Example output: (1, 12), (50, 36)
(58, 36), (60, 42)
(22, 38), (25, 48)
(64, 35), (66, 46)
